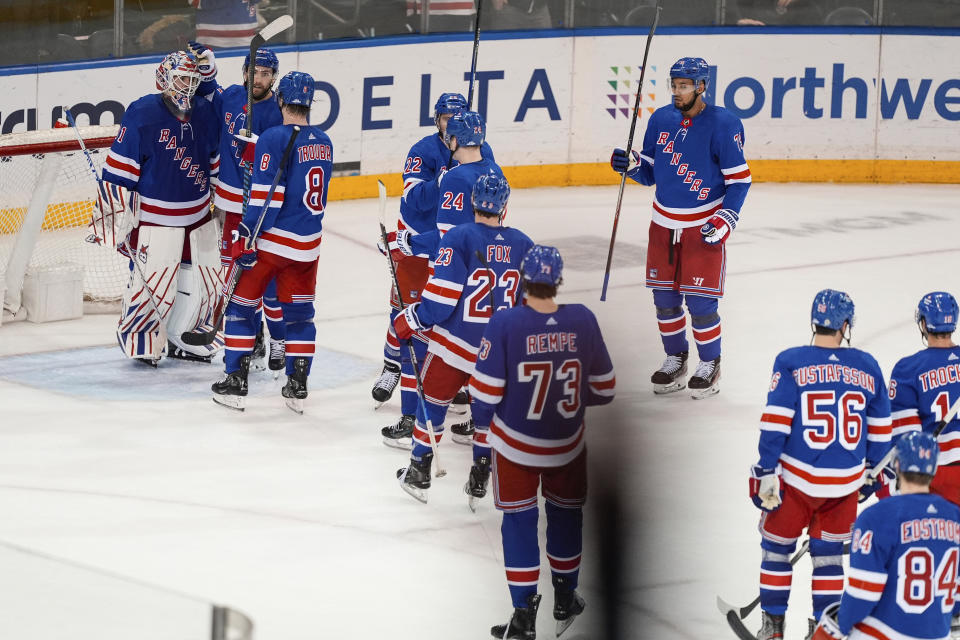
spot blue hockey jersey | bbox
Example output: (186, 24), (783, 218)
(757, 346), (892, 498)
(469, 304), (616, 467)
(208, 83), (282, 216)
(399, 133), (495, 235)
(103, 93), (220, 227)
(839, 493), (960, 639)
(193, 0), (260, 48)
(408, 157), (504, 260)
(890, 346), (960, 465)
(626, 103), (751, 230)
(416, 222), (532, 373)
(246, 123), (333, 262)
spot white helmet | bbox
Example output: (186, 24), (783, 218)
(155, 51), (200, 113)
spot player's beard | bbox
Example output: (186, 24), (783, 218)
(673, 92), (698, 113)
(252, 83), (271, 101)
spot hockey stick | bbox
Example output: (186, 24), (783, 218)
(181, 125), (300, 347)
(65, 108), (170, 355)
(444, 0), (484, 167)
(868, 394), (960, 481)
(599, 0), (662, 302)
(378, 180), (447, 480)
(716, 538), (810, 638)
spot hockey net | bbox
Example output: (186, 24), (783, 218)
(0, 124), (129, 320)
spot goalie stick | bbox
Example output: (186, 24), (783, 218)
(599, 0), (662, 302)
(180, 125), (300, 347)
(64, 108), (170, 355)
(378, 180), (447, 488)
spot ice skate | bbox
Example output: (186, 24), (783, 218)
(268, 338), (285, 378)
(951, 613), (960, 639)
(689, 356), (721, 399)
(451, 418), (475, 445)
(135, 356), (161, 368)
(212, 355), (251, 411)
(651, 351), (688, 394)
(167, 341), (213, 363)
(250, 325), (267, 372)
(465, 455), (490, 512)
(397, 453), (433, 504)
(756, 611), (785, 640)
(804, 617), (816, 640)
(491, 593), (541, 639)
(553, 575), (585, 638)
(371, 360), (401, 408)
(281, 356), (309, 415)
(381, 414), (415, 450)
(449, 388), (470, 415)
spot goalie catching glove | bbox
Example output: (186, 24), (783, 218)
(393, 303), (424, 340)
(749, 464), (782, 511)
(231, 222), (258, 269)
(377, 229), (414, 262)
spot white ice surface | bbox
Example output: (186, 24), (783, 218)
(0, 183), (958, 640)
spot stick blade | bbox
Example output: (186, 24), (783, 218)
(716, 596), (736, 615)
(180, 329), (217, 347)
(259, 14), (294, 42)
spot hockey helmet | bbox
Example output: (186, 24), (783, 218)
(669, 57), (710, 92)
(522, 245), (564, 287)
(916, 291), (958, 334)
(277, 71), (315, 107)
(244, 47), (280, 73)
(895, 431), (938, 477)
(434, 92), (467, 119)
(444, 110), (485, 147)
(156, 51), (201, 112)
(810, 288), (855, 331)
(471, 172), (510, 217)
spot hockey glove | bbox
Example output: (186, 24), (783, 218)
(187, 41), (218, 82)
(749, 464), (782, 511)
(610, 148), (640, 174)
(811, 602), (847, 640)
(377, 229), (414, 262)
(858, 462), (897, 503)
(233, 130), (259, 166)
(232, 222), (258, 270)
(700, 209), (739, 245)
(393, 303), (424, 340)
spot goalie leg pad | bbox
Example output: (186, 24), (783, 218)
(167, 220), (225, 357)
(116, 225), (183, 361)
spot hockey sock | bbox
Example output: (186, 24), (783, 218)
(759, 538), (797, 615)
(687, 295), (721, 362)
(411, 393), (448, 461)
(545, 501), (583, 590)
(224, 298), (259, 373)
(384, 312), (402, 368)
(653, 289), (688, 355)
(472, 429), (491, 461)
(400, 337), (428, 416)
(809, 537), (844, 620)
(263, 279), (286, 341)
(281, 301), (316, 376)
(502, 507), (540, 608)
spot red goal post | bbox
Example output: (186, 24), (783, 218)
(0, 124), (129, 322)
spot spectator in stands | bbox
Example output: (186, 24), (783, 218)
(729, 0), (824, 25)
(406, 0), (476, 32)
(483, 0), (551, 30)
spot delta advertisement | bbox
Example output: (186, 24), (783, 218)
(1, 30), (957, 188)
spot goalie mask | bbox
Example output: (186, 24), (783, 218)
(156, 51), (201, 116)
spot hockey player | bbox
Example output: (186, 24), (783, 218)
(379, 107), (501, 448)
(392, 173), (531, 503)
(750, 289), (892, 640)
(811, 431), (960, 640)
(190, 42), (287, 373)
(610, 56), (751, 399)
(211, 71), (332, 413)
(469, 245), (616, 639)
(102, 50), (223, 366)
(889, 292), (960, 503)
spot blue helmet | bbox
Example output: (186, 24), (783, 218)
(917, 291), (958, 334)
(243, 47), (279, 73)
(522, 245), (564, 287)
(811, 289), (855, 330)
(896, 431), (938, 476)
(277, 71), (315, 107)
(434, 92), (467, 119)
(670, 57), (709, 90)
(471, 172), (510, 216)
(444, 111), (485, 147)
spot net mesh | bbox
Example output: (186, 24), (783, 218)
(0, 125), (129, 304)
